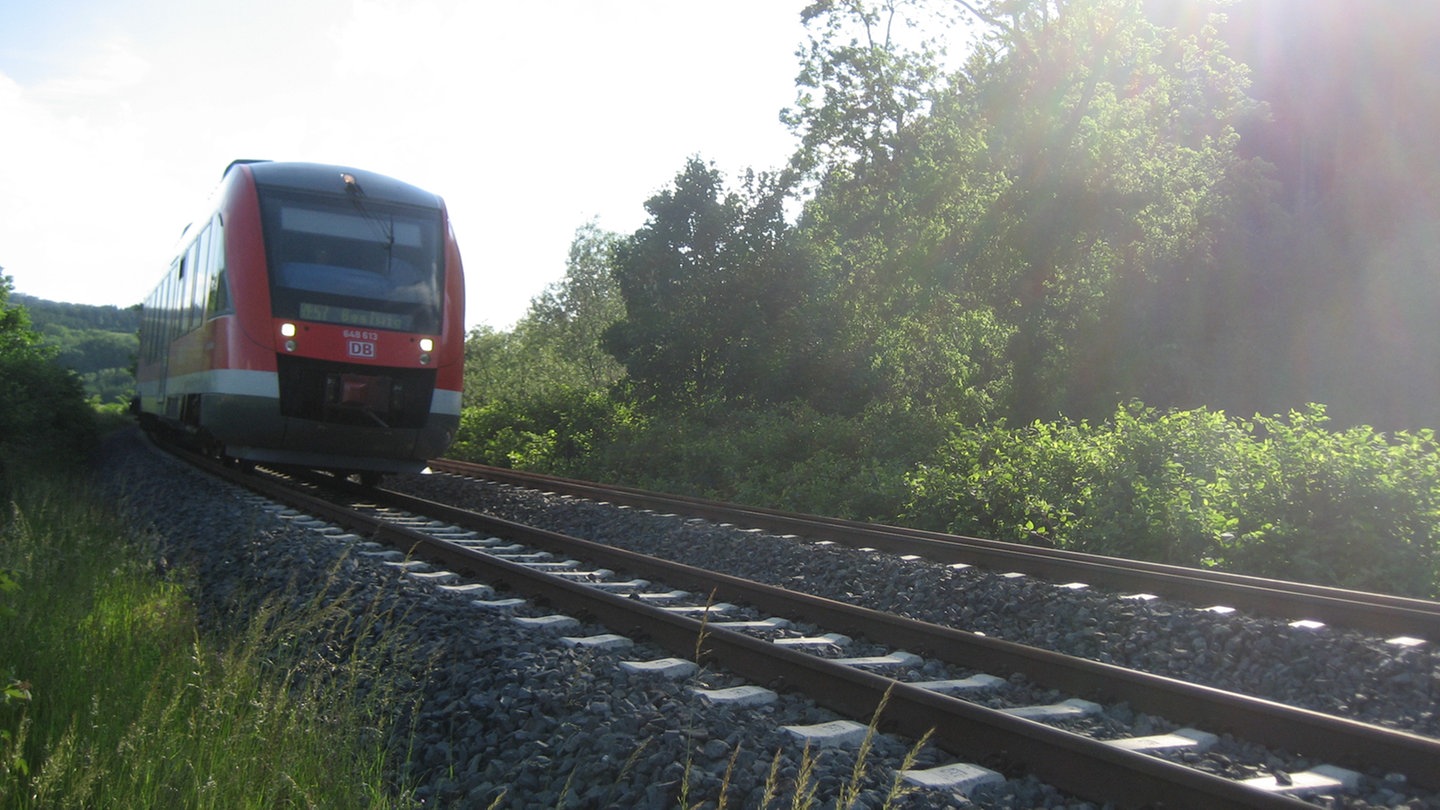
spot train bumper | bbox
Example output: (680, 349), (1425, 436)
(202, 392), (459, 473)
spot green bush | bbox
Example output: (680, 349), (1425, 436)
(451, 398), (554, 467)
(452, 390), (941, 521)
(0, 355), (98, 482)
(452, 389), (636, 469)
(1224, 407), (1440, 595)
(537, 400), (940, 522)
(905, 402), (1440, 597)
(0, 278), (100, 492)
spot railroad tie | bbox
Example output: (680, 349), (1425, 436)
(618, 658), (698, 679)
(1240, 765), (1361, 798)
(899, 762), (1005, 797)
(781, 720), (870, 749)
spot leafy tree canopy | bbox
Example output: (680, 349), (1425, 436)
(603, 158), (842, 409)
(0, 274), (98, 487)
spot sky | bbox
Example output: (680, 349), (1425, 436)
(0, 0), (813, 331)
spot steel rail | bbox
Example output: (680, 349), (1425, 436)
(368, 481), (1440, 788)
(187, 456), (1327, 809)
(428, 459), (1440, 640)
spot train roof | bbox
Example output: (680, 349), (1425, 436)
(224, 160), (445, 210)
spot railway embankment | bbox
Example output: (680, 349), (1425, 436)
(55, 427), (1440, 807)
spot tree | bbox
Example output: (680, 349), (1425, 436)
(462, 224), (625, 409)
(521, 222), (626, 393)
(1202, 0), (1440, 429)
(453, 226), (629, 468)
(0, 272), (41, 362)
(604, 159), (836, 408)
(0, 273), (97, 492)
(460, 325), (528, 406)
(782, 0), (1267, 423)
(945, 0), (1262, 419)
(786, 0), (1017, 422)
(43, 325), (137, 376)
(784, 0), (951, 181)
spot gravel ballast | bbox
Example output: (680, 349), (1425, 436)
(388, 472), (1440, 740)
(93, 430), (1439, 808)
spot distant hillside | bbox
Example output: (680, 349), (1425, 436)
(15, 294), (140, 333)
(15, 294), (139, 404)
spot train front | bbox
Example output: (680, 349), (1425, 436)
(224, 162), (464, 476)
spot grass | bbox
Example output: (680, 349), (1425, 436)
(0, 473), (418, 808)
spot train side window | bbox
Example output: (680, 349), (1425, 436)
(184, 239), (202, 332)
(157, 280), (165, 349)
(153, 299), (163, 359)
(139, 299), (151, 361)
(161, 269), (171, 349)
(173, 266), (180, 337)
(145, 297), (159, 361)
(167, 260), (182, 344)
(206, 218), (231, 317)
(192, 227), (210, 327)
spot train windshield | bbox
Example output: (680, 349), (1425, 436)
(260, 190), (445, 333)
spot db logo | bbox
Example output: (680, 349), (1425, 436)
(347, 340), (376, 358)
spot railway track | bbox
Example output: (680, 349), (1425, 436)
(170, 449), (1440, 808)
(429, 459), (1440, 642)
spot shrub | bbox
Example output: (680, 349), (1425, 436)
(906, 402), (1440, 596)
(549, 401), (941, 522)
(0, 356), (98, 477)
(1224, 406), (1440, 595)
(452, 389), (638, 469)
(0, 278), (99, 488)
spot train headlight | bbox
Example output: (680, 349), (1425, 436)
(419, 338), (434, 352)
(280, 323), (297, 338)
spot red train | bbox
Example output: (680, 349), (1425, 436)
(135, 160), (465, 482)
